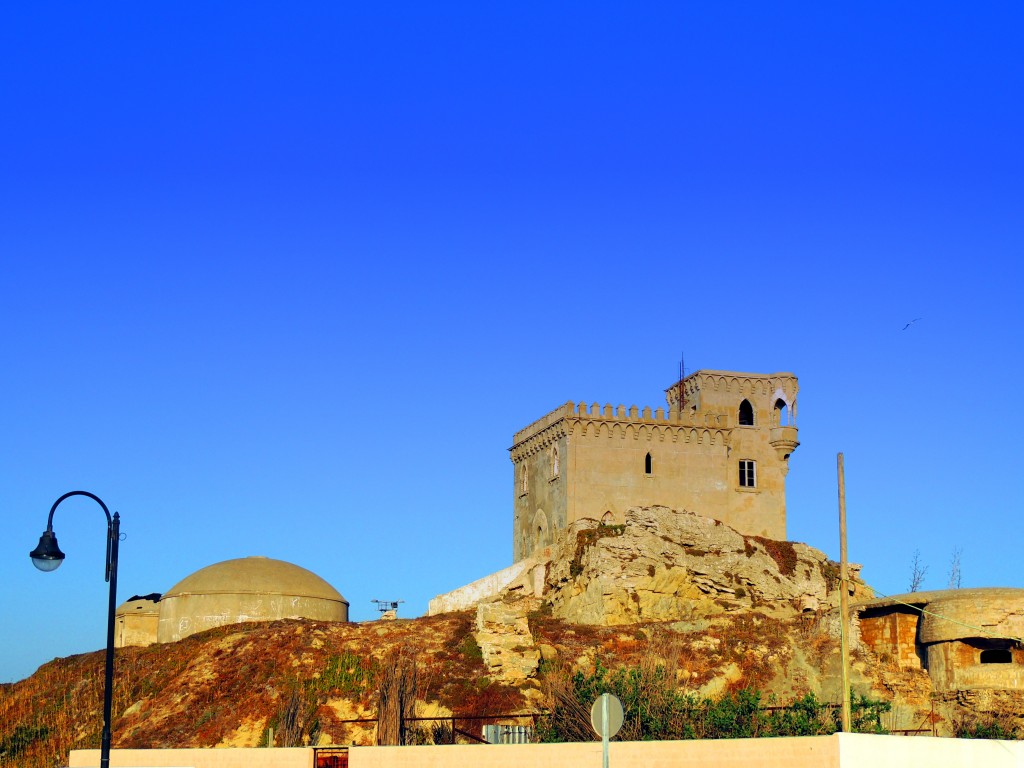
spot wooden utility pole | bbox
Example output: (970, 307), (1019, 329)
(838, 452), (852, 732)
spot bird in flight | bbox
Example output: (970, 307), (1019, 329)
(901, 318), (922, 331)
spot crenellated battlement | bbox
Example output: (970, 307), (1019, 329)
(512, 401), (677, 447)
(665, 370), (798, 410)
(511, 402), (576, 446)
(510, 397), (730, 458)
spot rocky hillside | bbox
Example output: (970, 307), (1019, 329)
(0, 506), (995, 767)
(542, 506), (860, 624)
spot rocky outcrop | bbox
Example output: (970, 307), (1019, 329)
(540, 506), (846, 625)
(473, 602), (540, 682)
(444, 506), (853, 627)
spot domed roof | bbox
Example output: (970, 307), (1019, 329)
(162, 556), (347, 605)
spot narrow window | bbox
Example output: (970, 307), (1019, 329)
(533, 509), (548, 550)
(774, 398), (788, 426)
(520, 466), (528, 496)
(645, 452), (653, 475)
(551, 445), (559, 478)
(738, 399), (754, 426)
(980, 649), (1012, 664)
(739, 460), (756, 488)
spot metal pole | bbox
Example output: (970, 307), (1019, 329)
(602, 693), (609, 768)
(101, 512), (119, 768)
(38, 492), (119, 768)
(838, 454), (852, 732)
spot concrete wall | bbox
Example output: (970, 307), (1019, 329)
(859, 607), (923, 669)
(919, 589), (1024, 644)
(837, 732), (1024, 767)
(115, 610), (160, 648)
(927, 639), (1024, 692)
(858, 590), (1024, 692)
(158, 593), (347, 643)
(73, 734), (1024, 768)
(427, 556), (547, 615)
(70, 747), (313, 767)
(349, 737), (838, 768)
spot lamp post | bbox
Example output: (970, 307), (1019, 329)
(29, 491), (120, 768)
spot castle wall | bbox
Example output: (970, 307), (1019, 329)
(512, 406), (568, 562)
(725, 419), (789, 539)
(567, 417), (731, 528)
(510, 371), (798, 560)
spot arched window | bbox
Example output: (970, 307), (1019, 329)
(738, 399), (754, 426)
(533, 509), (548, 550)
(644, 452), (653, 475)
(981, 649), (1013, 664)
(520, 466), (529, 496)
(601, 511), (614, 526)
(551, 446), (559, 478)
(774, 398), (789, 426)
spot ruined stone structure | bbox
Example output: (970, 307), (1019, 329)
(114, 594), (160, 648)
(115, 556), (349, 647)
(858, 588), (1024, 692)
(510, 369), (799, 561)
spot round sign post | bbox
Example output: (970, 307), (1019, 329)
(590, 693), (623, 768)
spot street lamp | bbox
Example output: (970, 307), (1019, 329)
(29, 491), (121, 768)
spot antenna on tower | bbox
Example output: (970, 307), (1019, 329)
(677, 353), (686, 411)
(371, 599), (404, 618)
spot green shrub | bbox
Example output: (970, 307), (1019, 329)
(0, 725), (49, 759)
(537, 661), (890, 742)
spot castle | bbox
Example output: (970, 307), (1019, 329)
(510, 369), (800, 561)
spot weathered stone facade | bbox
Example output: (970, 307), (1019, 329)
(510, 370), (799, 561)
(857, 589), (1024, 692)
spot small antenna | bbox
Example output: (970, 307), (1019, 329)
(677, 352), (686, 411)
(371, 599), (404, 616)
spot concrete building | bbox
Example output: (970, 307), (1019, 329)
(511, 369), (799, 560)
(114, 594), (160, 648)
(857, 588), (1024, 692)
(114, 556), (349, 647)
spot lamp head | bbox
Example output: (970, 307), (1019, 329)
(30, 530), (65, 572)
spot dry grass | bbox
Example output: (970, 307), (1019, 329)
(0, 612), (527, 767)
(11, 607), (993, 764)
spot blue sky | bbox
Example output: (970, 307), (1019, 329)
(2, 3), (1022, 683)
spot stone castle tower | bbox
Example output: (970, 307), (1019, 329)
(510, 370), (799, 561)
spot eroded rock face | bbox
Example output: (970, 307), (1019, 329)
(474, 602), (540, 682)
(536, 506), (843, 626)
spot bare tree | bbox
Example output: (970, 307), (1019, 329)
(277, 686), (321, 747)
(376, 646), (418, 745)
(947, 547), (963, 589)
(908, 550), (928, 593)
